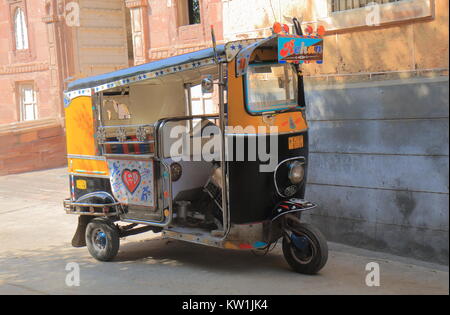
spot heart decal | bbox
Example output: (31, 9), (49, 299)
(121, 169), (141, 194)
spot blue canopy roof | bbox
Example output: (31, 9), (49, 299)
(67, 45), (226, 92)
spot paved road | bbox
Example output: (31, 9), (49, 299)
(0, 168), (448, 295)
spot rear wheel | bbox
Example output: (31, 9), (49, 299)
(85, 218), (120, 262)
(282, 218), (328, 275)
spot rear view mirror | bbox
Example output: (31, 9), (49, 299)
(201, 75), (214, 94)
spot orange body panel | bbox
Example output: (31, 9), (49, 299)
(65, 96), (109, 176)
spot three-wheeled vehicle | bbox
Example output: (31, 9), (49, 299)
(63, 23), (328, 274)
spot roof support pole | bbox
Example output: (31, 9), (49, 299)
(218, 62), (229, 237)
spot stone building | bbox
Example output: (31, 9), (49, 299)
(0, 0), (223, 175)
(125, 0), (223, 64)
(223, 0), (449, 264)
(0, 0), (129, 175)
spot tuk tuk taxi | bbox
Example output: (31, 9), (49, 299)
(63, 23), (328, 274)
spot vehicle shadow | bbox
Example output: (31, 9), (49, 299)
(0, 235), (296, 288)
(114, 236), (291, 274)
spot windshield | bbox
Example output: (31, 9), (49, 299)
(245, 63), (298, 114)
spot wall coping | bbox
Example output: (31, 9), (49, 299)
(304, 68), (449, 87)
(0, 118), (64, 136)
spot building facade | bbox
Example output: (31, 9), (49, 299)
(124, 0), (224, 115)
(0, 0), (224, 175)
(125, 0), (223, 64)
(0, 0), (130, 175)
(223, 0), (449, 264)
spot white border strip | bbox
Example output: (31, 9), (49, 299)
(64, 56), (226, 105)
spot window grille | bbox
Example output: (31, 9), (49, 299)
(331, 0), (407, 12)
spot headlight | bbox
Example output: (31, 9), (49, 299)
(170, 163), (182, 182)
(288, 161), (305, 184)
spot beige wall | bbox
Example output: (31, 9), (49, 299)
(127, 81), (186, 123)
(223, 0), (449, 77)
(71, 0), (130, 78)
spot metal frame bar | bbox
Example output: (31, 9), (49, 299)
(218, 62), (230, 238)
(103, 153), (155, 159)
(99, 141), (155, 145)
(68, 154), (106, 161)
(64, 199), (119, 208)
(64, 210), (118, 217)
(155, 114), (220, 158)
(63, 199), (119, 217)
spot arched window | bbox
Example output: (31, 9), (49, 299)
(14, 8), (29, 50)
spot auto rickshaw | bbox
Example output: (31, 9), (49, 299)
(63, 21), (328, 274)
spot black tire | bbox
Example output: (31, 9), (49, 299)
(282, 222), (328, 275)
(85, 218), (120, 262)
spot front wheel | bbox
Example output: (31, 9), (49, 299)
(85, 218), (120, 262)
(282, 219), (328, 275)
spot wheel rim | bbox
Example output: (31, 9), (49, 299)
(289, 232), (317, 265)
(92, 229), (107, 251)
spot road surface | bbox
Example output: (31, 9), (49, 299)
(0, 168), (448, 295)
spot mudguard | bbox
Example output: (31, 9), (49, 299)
(76, 191), (116, 205)
(271, 199), (317, 221)
(71, 215), (93, 248)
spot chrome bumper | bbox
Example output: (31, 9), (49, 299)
(64, 198), (120, 217)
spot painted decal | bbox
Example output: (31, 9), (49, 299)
(278, 36), (324, 64)
(108, 159), (155, 207)
(76, 179), (87, 190)
(121, 169), (141, 194)
(225, 38), (261, 61)
(288, 135), (304, 150)
(253, 242), (268, 249)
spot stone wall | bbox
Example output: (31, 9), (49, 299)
(223, 0), (449, 75)
(303, 74), (449, 265)
(0, 119), (67, 176)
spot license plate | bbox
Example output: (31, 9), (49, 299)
(76, 180), (87, 190)
(288, 135), (304, 150)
